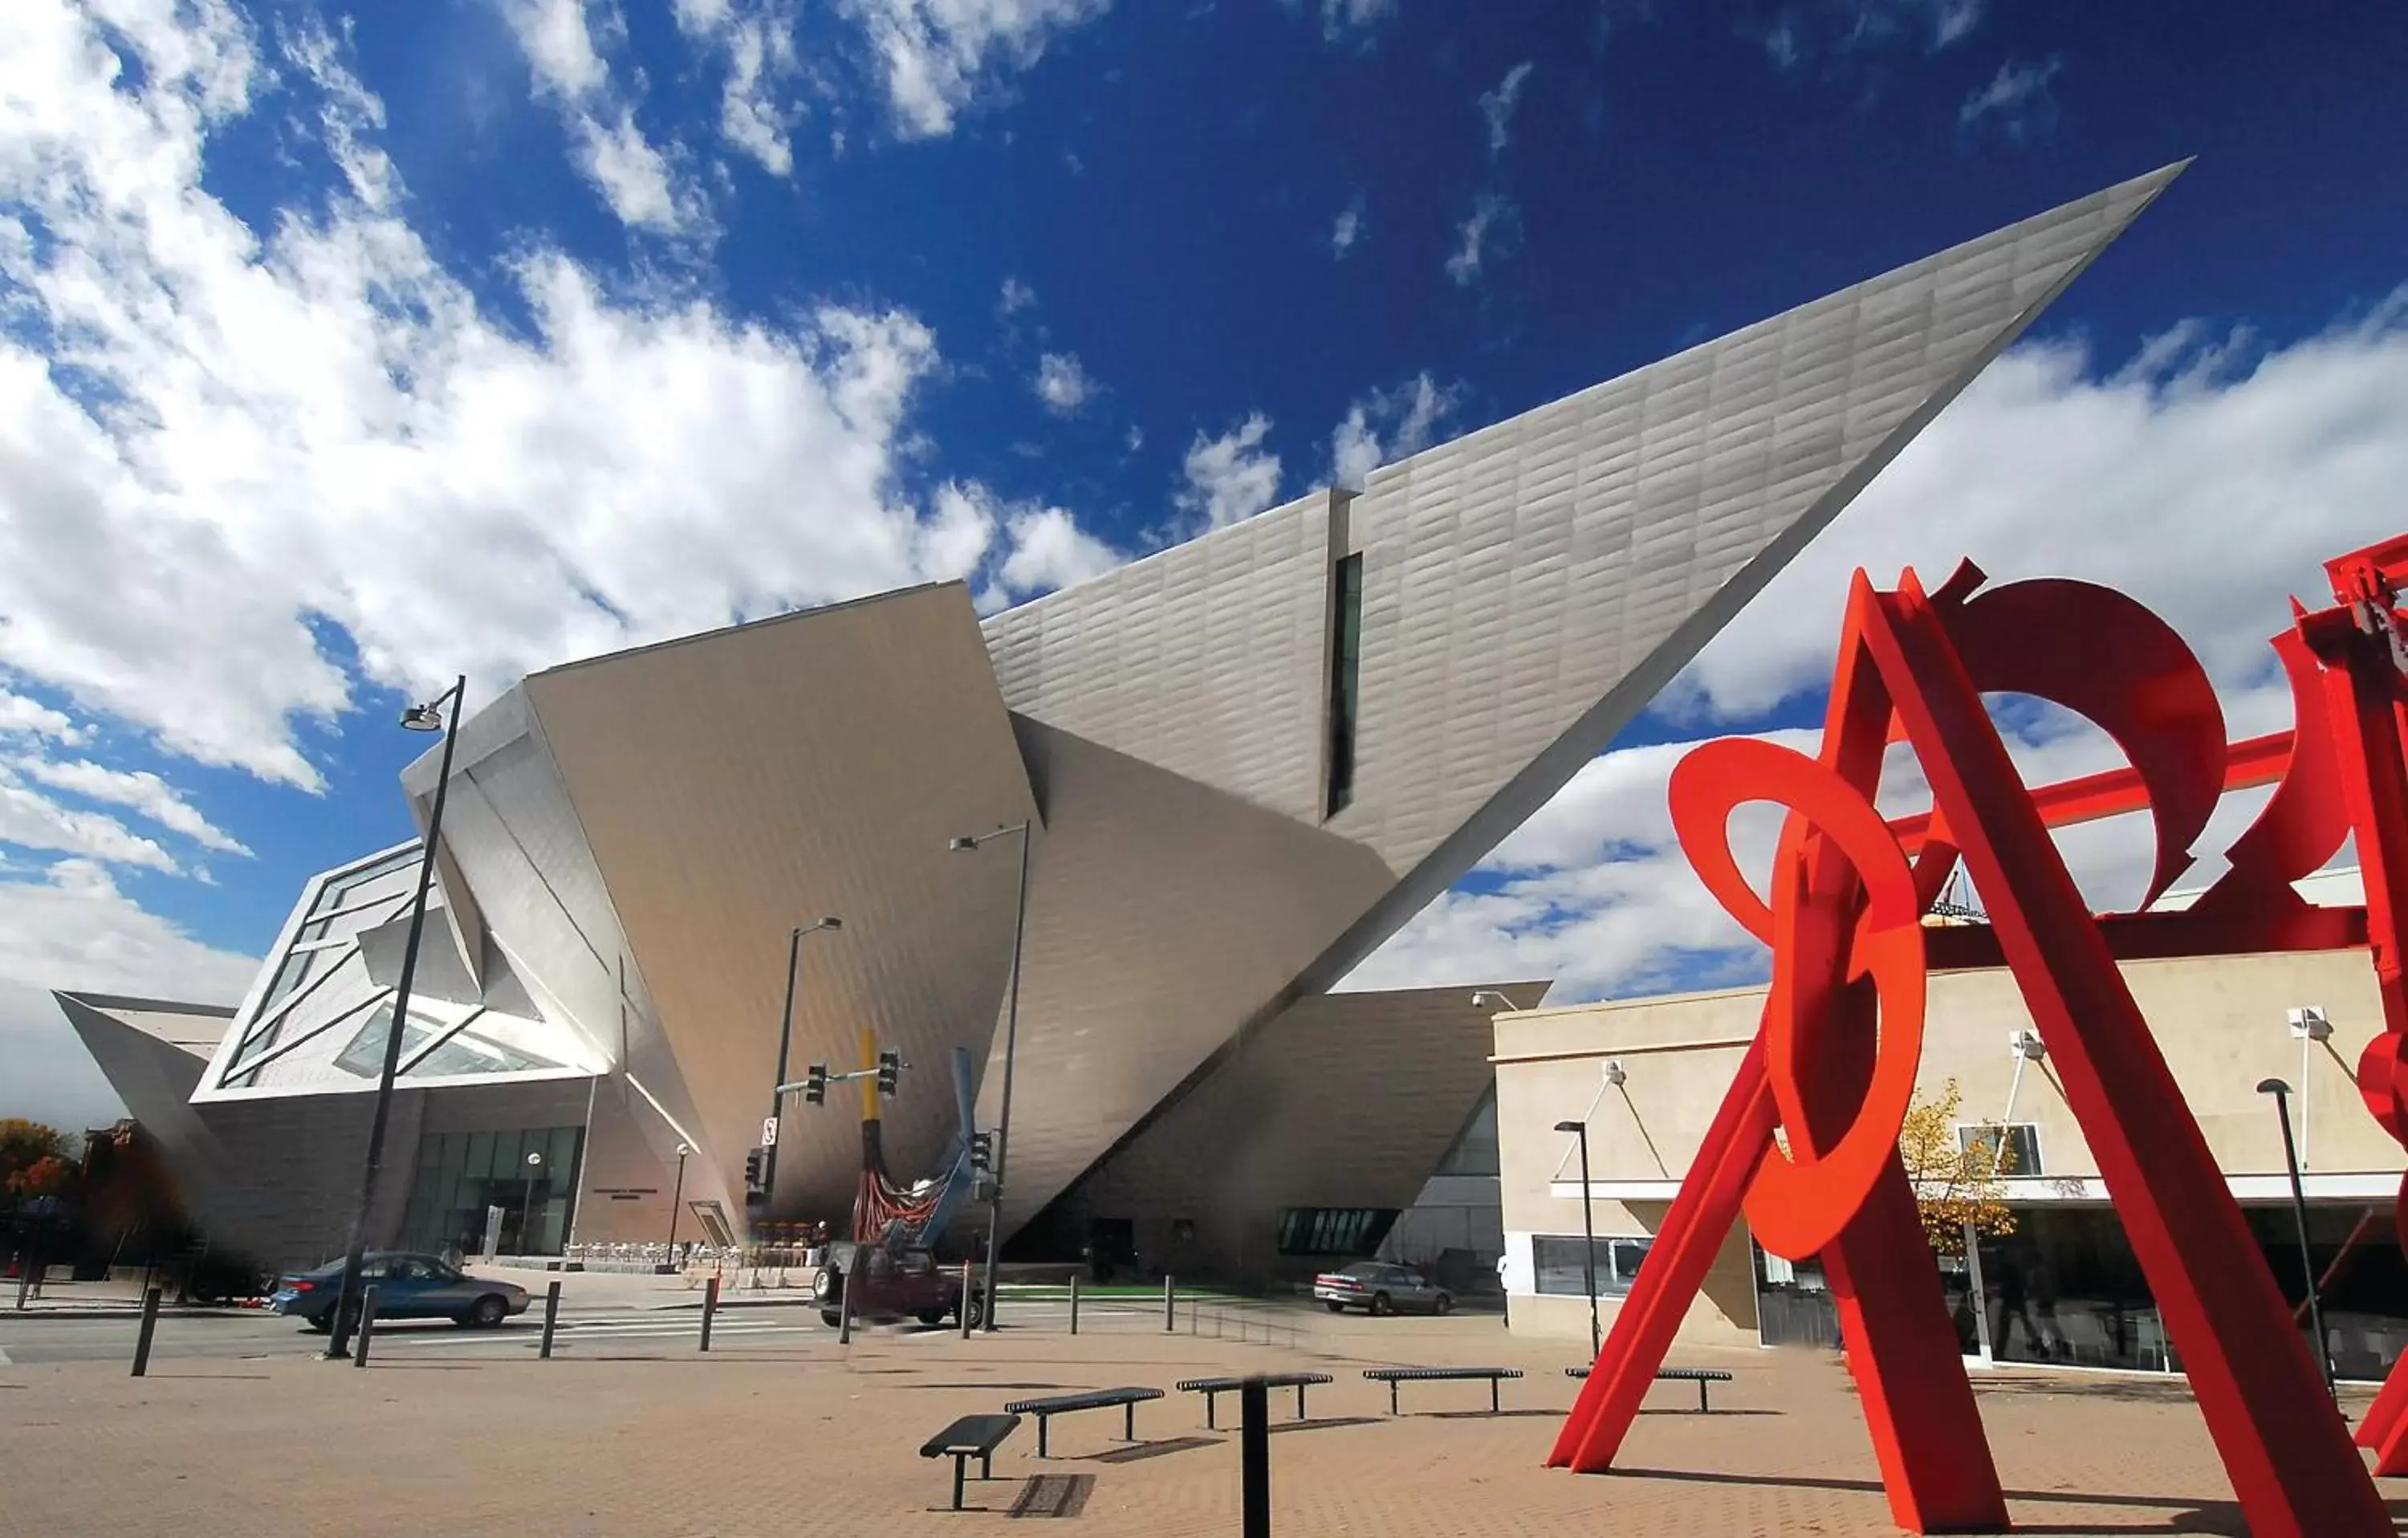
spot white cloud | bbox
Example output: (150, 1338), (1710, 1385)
(1666, 303), (2408, 726)
(0, 768), (181, 873)
(1445, 193), (1515, 287)
(0, 691), (85, 745)
(1478, 60), (1534, 156)
(673, 0), (803, 177)
(1927, 0), (1983, 47)
(1330, 193), (1365, 259)
(0, 1), (1119, 795)
(996, 504), (1123, 597)
(1758, 1), (1984, 72)
(0, 859), (262, 1125)
(497, 0), (705, 232)
(1034, 352), (1095, 415)
(1316, 0), (1400, 45)
(999, 275), (1038, 315)
(840, 0), (1112, 140)
(1178, 414), (1283, 531)
(15, 759), (249, 855)
(1330, 372), (1460, 489)
(1348, 297), (2408, 1003)
(1959, 55), (2062, 143)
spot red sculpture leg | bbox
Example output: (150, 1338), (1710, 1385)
(1550, 1035), (1776, 1471)
(2358, 1178), (2408, 1467)
(2306, 605), (2408, 1470)
(1794, 971), (2007, 1535)
(1867, 576), (2389, 1537)
(1821, 1166), (2010, 1532)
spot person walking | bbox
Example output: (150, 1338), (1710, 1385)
(1496, 1251), (1512, 1328)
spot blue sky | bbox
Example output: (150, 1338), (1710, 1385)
(3, 0), (2406, 1122)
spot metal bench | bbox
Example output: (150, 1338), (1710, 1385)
(1000, 1386), (1165, 1458)
(1564, 1365), (1735, 1412)
(1175, 1372), (1333, 1428)
(1361, 1365), (1523, 1415)
(920, 1413), (1019, 1510)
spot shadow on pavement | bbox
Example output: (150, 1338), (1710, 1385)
(1086, 1435), (1218, 1463)
(1635, 1406), (1780, 1417)
(1266, 1415), (1381, 1434)
(1008, 1472), (1094, 1517)
(1608, 1465), (2408, 1536)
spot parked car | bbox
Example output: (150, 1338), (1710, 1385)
(1313, 1260), (1453, 1316)
(269, 1251), (530, 1330)
(814, 1241), (982, 1328)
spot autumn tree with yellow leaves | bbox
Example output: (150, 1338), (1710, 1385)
(1898, 1077), (2016, 1256)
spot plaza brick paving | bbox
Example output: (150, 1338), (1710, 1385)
(3, 1308), (2404, 1537)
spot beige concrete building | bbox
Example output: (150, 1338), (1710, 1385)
(1495, 869), (2408, 1381)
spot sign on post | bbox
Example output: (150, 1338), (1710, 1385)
(761, 1116), (779, 1147)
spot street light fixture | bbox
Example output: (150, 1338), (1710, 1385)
(2258, 1076), (2334, 1397)
(1555, 1118), (1602, 1360)
(525, 1150), (545, 1251)
(667, 1143), (690, 1252)
(325, 676), (466, 1361)
(1470, 990), (1515, 1009)
(764, 918), (844, 1214)
(953, 820), (1033, 1332)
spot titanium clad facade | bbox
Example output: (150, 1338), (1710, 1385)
(515, 582), (1038, 1222)
(976, 165), (2179, 1235)
(60, 168), (2178, 1271)
(1034, 982), (1548, 1286)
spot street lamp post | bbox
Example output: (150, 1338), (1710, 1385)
(667, 1142), (690, 1252)
(525, 1150), (545, 1252)
(952, 821), (1032, 1332)
(2258, 1076), (2334, 1397)
(326, 677), (466, 1360)
(763, 918), (843, 1215)
(1555, 1118), (1601, 1360)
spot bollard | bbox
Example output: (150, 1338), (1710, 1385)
(960, 1259), (974, 1339)
(1068, 1272), (1080, 1336)
(699, 1274), (719, 1352)
(1164, 1275), (1176, 1333)
(838, 1267), (854, 1345)
(351, 1285), (379, 1368)
(539, 1280), (562, 1359)
(1241, 1374), (1271, 1537)
(129, 1286), (162, 1377)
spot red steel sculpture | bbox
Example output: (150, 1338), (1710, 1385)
(1548, 533), (2408, 1536)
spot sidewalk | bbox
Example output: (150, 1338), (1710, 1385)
(7, 1307), (2395, 1536)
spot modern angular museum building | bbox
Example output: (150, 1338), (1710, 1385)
(57, 167), (2181, 1285)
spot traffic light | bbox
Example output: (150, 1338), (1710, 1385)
(742, 1148), (765, 1192)
(876, 1048), (901, 1098)
(968, 1131), (994, 1172)
(803, 1063), (828, 1105)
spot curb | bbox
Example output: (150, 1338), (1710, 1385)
(3, 1306), (258, 1321)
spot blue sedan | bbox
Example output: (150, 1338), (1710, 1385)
(270, 1252), (530, 1330)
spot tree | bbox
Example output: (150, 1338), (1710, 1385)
(0, 1120), (74, 1192)
(1898, 1077), (2015, 1256)
(6, 1155), (73, 1198)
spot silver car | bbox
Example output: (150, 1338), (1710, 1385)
(1312, 1260), (1453, 1316)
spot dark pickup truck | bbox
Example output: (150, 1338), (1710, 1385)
(816, 1241), (983, 1328)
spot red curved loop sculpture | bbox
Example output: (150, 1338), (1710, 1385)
(1668, 738), (1928, 1260)
(1549, 536), (2408, 1538)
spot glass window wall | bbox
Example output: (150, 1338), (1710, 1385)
(400, 1125), (584, 1258)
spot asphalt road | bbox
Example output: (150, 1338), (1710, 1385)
(0, 1300), (833, 1366)
(0, 1289), (1328, 1367)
